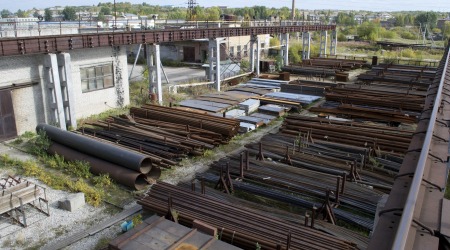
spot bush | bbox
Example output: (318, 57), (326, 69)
(337, 33), (347, 42)
(400, 31), (416, 40)
(289, 43), (302, 64)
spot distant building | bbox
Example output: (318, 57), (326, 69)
(437, 18), (450, 30)
(0, 17), (39, 27)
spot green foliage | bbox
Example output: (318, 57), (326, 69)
(132, 214), (143, 226)
(1, 9), (12, 18)
(415, 12), (438, 30)
(27, 131), (51, 157)
(62, 6), (77, 21)
(289, 43), (302, 64)
(357, 21), (381, 41)
(240, 59), (250, 73)
(44, 8), (52, 21)
(16, 9), (27, 18)
(337, 33), (347, 42)
(269, 38), (280, 47)
(93, 174), (112, 188)
(444, 22), (450, 40)
(336, 12), (358, 26)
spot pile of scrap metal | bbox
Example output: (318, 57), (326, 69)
(138, 182), (360, 250)
(0, 176), (49, 227)
(37, 124), (158, 190)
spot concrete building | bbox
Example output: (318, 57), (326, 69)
(0, 46), (130, 140)
(160, 34), (268, 63)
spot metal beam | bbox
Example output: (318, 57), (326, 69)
(0, 25), (336, 57)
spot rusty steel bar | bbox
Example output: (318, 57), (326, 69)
(48, 142), (152, 190)
(36, 124), (153, 174)
(0, 25), (336, 57)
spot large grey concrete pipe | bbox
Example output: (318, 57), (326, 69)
(48, 142), (153, 190)
(36, 124), (152, 174)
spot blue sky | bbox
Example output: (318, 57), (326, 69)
(2, 0), (450, 12)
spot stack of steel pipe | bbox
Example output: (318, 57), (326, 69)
(280, 115), (413, 153)
(36, 124), (158, 190)
(130, 104), (240, 139)
(138, 182), (358, 250)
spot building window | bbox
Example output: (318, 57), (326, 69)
(80, 64), (114, 93)
(229, 46), (234, 57)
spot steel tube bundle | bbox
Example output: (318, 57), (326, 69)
(48, 143), (153, 190)
(36, 124), (152, 174)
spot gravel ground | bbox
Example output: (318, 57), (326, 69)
(0, 143), (131, 250)
(0, 174), (112, 250)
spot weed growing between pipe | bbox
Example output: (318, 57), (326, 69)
(2, 133), (133, 207)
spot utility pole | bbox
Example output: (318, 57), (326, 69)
(187, 0), (198, 21)
(291, 0), (296, 21)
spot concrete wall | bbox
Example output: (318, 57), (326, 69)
(159, 34), (270, 63)
(70, 46), (130, 119)
(0, 46), (130, 135)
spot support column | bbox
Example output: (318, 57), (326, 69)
(146, 44), (162, 105)
(43, 54), (66, 130)
(208, 38), (222, 91)
(250, 35), (257, 73)
(57, 53), (77, 130)
(281, 33), (290, 66)
(256, 36), (261, 76)
(302, 32), (311, 60)
(319, 31), (328, 57)
(330, 30), (337, 56)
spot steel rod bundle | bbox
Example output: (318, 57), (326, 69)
(130, 104), (240, 139)
(138, 182), (358, 250)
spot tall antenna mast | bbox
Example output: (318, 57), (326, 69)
(187, 0), (198, 21)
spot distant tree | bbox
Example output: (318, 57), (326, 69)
(16, 9), (27, 18)
(205, 7), (220, 21)
(415, 12), (438, 30)
(44, 8), (52, 21)
(62, 6), (77, 21)
(443, 21), (450, 40)
(1, 9), (12, 18)
(33, 11), (40, 18)
(98, 12), (106, 22)
(99, 6), (111, 15)
(395, 14), (405, 27)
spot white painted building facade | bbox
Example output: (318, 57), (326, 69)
(0, 46), (129, 139)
